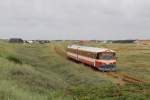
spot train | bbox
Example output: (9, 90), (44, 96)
(67, 45), (117, 71)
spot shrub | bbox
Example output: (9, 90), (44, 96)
(6, 56), (22, 64)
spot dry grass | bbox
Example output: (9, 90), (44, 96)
(0, 40), (149, 100)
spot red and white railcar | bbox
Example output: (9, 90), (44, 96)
(67, 45), (117, 71)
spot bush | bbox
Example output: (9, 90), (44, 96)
(6, 56), (22, 64)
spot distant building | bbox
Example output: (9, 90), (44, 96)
(102, 40), (113, 43)
(38, 40), (50, 44)
(30, 40), (51, 44)
(9, 38), (24, 43)
(89, 40), (103, 43)
(24, 40), (34, 44)
(112, 40), (136, 43)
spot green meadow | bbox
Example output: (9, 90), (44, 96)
(0, 40), (150, 100)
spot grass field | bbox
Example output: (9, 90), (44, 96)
(0, 40), (150, 100)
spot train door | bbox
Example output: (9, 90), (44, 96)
(93, 53), (97, 67)
(76, 47), (80, 61)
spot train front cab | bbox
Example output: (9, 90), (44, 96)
(95, 51), (117, 72)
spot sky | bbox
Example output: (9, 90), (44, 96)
(0, 0), (150, 40)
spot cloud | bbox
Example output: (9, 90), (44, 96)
(0, 0), (149, 39)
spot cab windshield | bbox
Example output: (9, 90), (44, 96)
(97, 52), (115, 60)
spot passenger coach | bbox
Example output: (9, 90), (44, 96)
(67, 45), (117, 71)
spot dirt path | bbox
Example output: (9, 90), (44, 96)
(107, 72), (149, 84)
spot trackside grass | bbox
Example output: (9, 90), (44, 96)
(0, 40), (150, 100)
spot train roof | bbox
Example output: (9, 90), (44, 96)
(68, 45), (115, 53)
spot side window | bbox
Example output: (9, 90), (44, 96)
(68, 48), (77, 54)
(87, 53), (96, 58)
(96, 53), (99, 59)
(113, 53), (116, 56)
(68, 48), (71, 52)
(93, 54), (97, 59)
(86, 52), (91, 58)
(96, 53), (101, 59)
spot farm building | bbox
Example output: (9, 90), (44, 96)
(112, 40), (136, 43)
(9, 38), (24, 43)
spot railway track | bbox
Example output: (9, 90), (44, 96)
(107, 72), (149, 84)
(54, 45), (67, 57)
(54, 44), (150, 84)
